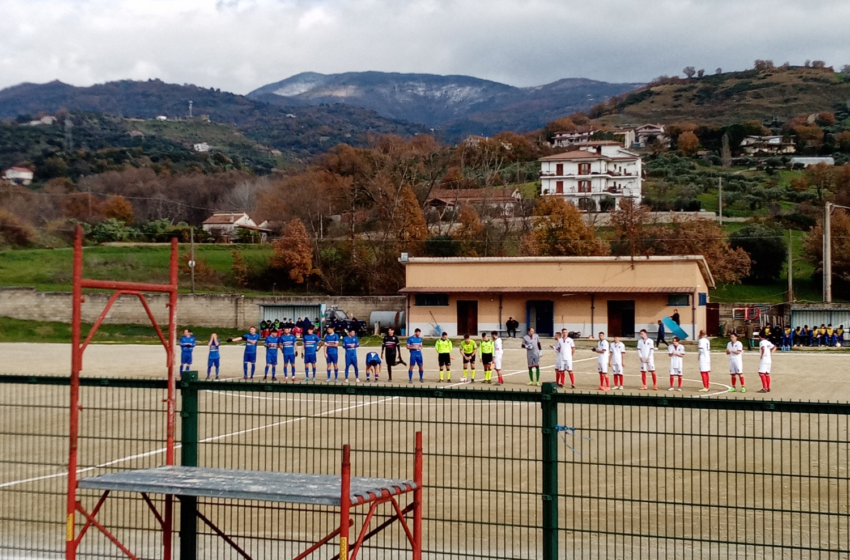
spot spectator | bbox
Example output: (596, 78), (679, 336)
(656, 320), (667, 346)
(745, 320), (754, 350)
(506, 317), (519, 338)
(295, 317), (304, 330)
(671, 309), (681, 326)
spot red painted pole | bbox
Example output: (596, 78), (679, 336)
(163, 236), (178, 560)
(340, 444), (351, 560)
(66, 225), (83, 560)
(413, 431), (423, 560)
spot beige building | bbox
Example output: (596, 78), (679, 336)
(400, 256), (715, 339)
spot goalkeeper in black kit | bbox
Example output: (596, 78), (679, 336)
(381, 327), (404, 382)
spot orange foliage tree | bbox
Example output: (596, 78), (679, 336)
(677, 131), (700, 156)
(271, 218), (314, 283)
(102, 195), (134, 225)
(523, 197), (608, 256)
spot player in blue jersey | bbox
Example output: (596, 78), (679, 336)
(323, 325), (341, 382)
(179, 329), (196, 376)
(406, 328), (424, 383)
(301, 326), (321, 381)
(228, 326), (260, 380)
(206, 333), (220, 380)
(365, 351), (382, 382)
(263, 329), (279, 381)
(278, 326), (298, 381)
(343, 328), (360, 382)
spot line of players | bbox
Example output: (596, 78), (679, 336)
(587, 329), (776, 394)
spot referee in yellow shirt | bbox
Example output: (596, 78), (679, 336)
(480, 332), (495, 384)
(435, 331), (453, 382)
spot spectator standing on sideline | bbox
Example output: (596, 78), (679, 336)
(745, 320), (755, 350)
(656, 320), (667, 346)
(506, 317), (519, 338)
(671, 309), (681, 326)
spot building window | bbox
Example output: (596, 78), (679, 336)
(556, 163), (563, 175)
(578, 180), (591, 193)
(556, 181), (564, 194)
(579, 163), (591, 175)
(415, 293), (449, 306)
(667, 294), (690, 306)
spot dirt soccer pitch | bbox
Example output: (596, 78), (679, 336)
(2, 340), (849, 559)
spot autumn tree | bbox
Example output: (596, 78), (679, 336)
(454, 204), (485, 256)
(394, 186), (428, 251)
(804, 162), (836, 201)
(804, 209), (850, 289)
(837, 131), (850, 153)
(0, 208), (36, 247)
(677, 131), (700, 156)
(721, 133), (732, 168)
(683, 66), (696, 78)
(608, 198), (664, 256)
(816, 112), (836, 126)
(271, 218), (314, 283)
(522, 197), (608, 256)
(231, 250), (249, 288)
(102, 195), (134, 225)
(660, 216), (751, 284)
(754, 60), (775, 70)
(63, 193), (103, 222)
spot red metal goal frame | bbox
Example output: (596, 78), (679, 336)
(66, 225), (179, 560)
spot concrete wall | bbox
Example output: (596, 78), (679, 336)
(0, 288), (404, 330)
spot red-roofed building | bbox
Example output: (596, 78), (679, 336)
(2, 167), (34, 186)
(202, 212), (272, 242)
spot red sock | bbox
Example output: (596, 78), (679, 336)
(731, 376), (737, 387)
(766, 375), (771, 389)
(651, 372), (657, 385)
(558, 372), (564, 385)
(568, 371), (575, 386)
(669, 376), (674, 388)
(618, 374), (624, 386)
(678, 377), (683, 388)
(701, 372), (709, 388)
(604, 375), (610, 388)
(599, 373), (605, 388)
(739, 375), (745, 387)
(641, 371), (647, 385)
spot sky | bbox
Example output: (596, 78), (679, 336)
(2, 0), (849, 94)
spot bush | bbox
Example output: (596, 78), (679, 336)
(729, 224), (786, 282)
(90, 219), (136, 243)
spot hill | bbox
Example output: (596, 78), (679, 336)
(0, 79), (427, 157)
(249, 71), (642, 139)
(595, 67), (850, 126)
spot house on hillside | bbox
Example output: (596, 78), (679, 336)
(193, 142), (211, 153)
(2, 167), (34, 186)
(740, 135), (796, 155)
(539, 142), (642, 212)
(790, 156), (835, 167)
(202, 212), (272, 242)
(552, 128), (636, 149)
(27, 116), (56, 126)
(426, 188), (523, 216)
(155, 115), (168, 121)
(632, 124), (669, 148)
(551, 130), (596, 147)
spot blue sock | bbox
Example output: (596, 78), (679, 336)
(207, 366), (212, 378)
(327, 369), (332, 381)
(214, 366), (219, 378)
(265, 365), (270, 377)
(272, 366), (276, 379)
(250, 364), (255, 378)
(409, 369), (413, 381)
(419, 369), (424, 381)
(243, 363), (248, 377)
(334, 369), (339, 381)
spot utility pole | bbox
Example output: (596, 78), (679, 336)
(787, 229), (793, 302)
(824, 202), (832, 303)
(189, 100), (193, 119)
(718, 177), (723, 224)
(190, 227), (196, 295)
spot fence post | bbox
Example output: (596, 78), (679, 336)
(541, 382), (559, 560)
(179, 371), (199, 560)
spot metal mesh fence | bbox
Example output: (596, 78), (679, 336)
(2, 376), (850, 559)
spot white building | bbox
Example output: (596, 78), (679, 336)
(2, 167), (34, 186)
(155, 115), (168, 121)
(27, 116), (56, 126)
(790, 156), (835, 167)
(740, 135), (796, 155)
(202, 212), (272, 242)
(552, 128), (636, 149)
(632, 124), (669, 148)
(539, 142), (642, 211)
(193, 142), (211, 153)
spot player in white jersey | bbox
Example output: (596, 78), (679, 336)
(560, 328), (576, 388)
(667, 336), (685, 391)
(757, 333), (776, 393)
(492, 332), (504, 385)
(609, 336), (626, 390)
(595, 332), (610, 391)
(726, 332), (746, 393)
(697, 330), (711, 392)
(636, 329), (657, 390)
(552, 333), (565, 386)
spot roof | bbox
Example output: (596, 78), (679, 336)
(400, 286), (695, 294)
(202, 212), (248, 225)
(583, 141), (622, 146)
(539, 151), (602, 161)
(6, 167), (33, 174)
(402, 256), (715, 289)
(427, 188), (519, 203)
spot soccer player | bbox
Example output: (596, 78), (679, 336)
(459, 334), (477, 383)
(758, 332), (776, 393)
(492, 331), (504, 385)
(637, 329), (657, 390)
(302, 326), (321, 381)
(522, 327), (542, 386)
(179, 329), (196, 376)
(435, 331), (453, 382)
(263, 329), (279, 381)
(551, 332), (565, 387)
(697, 330), (711, 392)
(595, 332), (610, 391)
(206, 333), (220, 380)
(278, 327), (298, 381)
(559, 328), (576, 388)
(365, 351), (382, 382)
(323, 325), (340, 382)
(406, 329), (425, 383)
(726, 332), (746, 393)
(343, 328), (360, 382)
(228, 326), (260, 380)
(610, 336), (626, 390)
(381, 327), (400, 382)
(668, 336), (685, 391)
(480, 332), (495, 384)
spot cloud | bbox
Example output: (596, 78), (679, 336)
(1, 0), (849, 94)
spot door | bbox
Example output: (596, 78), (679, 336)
(457, 300), (478, 336)
(526, 301), (554, 336)
(706, 303), (720, 336)
(556, 163), (564, 176)
(607, 300), (635, 337)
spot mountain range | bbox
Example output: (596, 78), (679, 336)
(249, 71), (642, 137)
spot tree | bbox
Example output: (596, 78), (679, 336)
(804, 209), (850, 289)
(683, 66), (696, 79)
(729, 224), (787, 282)
(812, 60), (826, 69)
(677, 131), (700, 156)
(721, 133), (732, 168)
(522, 197), (608, 256)
(715, 68), (722, 75)
(63, 193), (103, 223)
(836, 131), (850, 153)
(271, 219), (314, 283)
(754, 60), (775, 70)
(697, 69), (705, 78)
(608, 198), (663, 257)
(792, 123), (825, 151)
(231, 250), (249, 288)
(454, 204), (485, 256)
(89, 218), (134, 243)
(393, 185), (429, 253)
(842, 64), (850, 74)
(0, 208), (36, 247)
(660, 216), (751, 284)
(102, 196), (134, 225)
(816, 112), (836, 126)
(804, 162), (835, 201)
